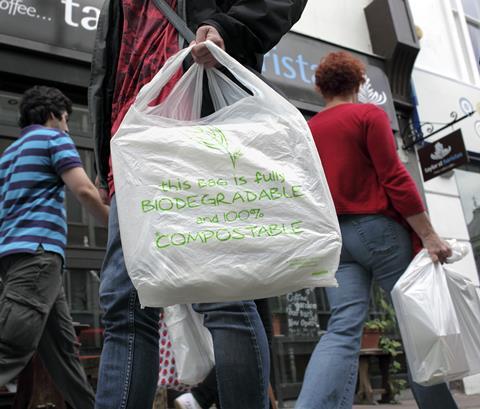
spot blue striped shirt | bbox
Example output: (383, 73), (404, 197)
(0, 125), (82, 259)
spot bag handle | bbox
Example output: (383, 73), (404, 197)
(134, 45), (194, 111)
(151, 0), (195, 44)
(134, 41), (279, 113)
(445, 239), (469, 264)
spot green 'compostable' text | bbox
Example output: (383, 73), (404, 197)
(155, 221), (303, 249)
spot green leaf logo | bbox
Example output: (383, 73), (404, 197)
(194, 126), (242, 169)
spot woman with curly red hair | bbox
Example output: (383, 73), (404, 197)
(295, 52), (458, 409)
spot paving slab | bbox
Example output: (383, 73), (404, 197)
(282, 391), (480, 409)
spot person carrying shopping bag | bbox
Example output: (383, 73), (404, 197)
(88, 1), (307, 409)
(295, 52), (457, 409)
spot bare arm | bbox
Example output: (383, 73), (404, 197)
(62, 167), (109, 226)
(406, 212), (452, 263)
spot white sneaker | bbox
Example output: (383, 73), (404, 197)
(174, 393), (203, 409)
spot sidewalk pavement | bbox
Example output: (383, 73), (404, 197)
(283, 391), (480, 409)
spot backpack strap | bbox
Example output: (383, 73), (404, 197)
(152, 0), (196, 44)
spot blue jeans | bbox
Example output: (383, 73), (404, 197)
(296, 214), (458, 409)
(95, 196), (269, 409)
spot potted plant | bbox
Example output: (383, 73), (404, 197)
(378, 294), (408, 402)
(356, 286), (409, 403)
(361, 318), (387, 349)
(379, 335), (407, 403)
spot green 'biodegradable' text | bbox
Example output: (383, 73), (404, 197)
(141, 185), (303, 214)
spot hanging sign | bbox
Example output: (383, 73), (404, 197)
(418, 129), (469, 182)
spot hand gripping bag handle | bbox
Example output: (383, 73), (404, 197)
(134, 41), (280, 113)
(445, 239), (469, 264)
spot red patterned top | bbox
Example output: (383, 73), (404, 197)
(109, 0), (182, 195)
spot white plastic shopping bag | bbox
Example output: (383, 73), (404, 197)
(163, 305), (214, 385)
(111, 41), (341, 307)
(392, 241), (480, 385)
(444, 248), (480, 377)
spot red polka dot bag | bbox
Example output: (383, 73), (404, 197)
(158, 311), (190, 391)
(158, 305), (214, 389)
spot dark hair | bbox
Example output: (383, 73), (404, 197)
(18, 86), (72, 128)
(314, 52), (366, 98)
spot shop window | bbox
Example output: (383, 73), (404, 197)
(64, 268), (104, 354)
(68, 104), (91, 138)
(0, 136), (15, 153)
(455, 165), (480, 275)
(452, 0), (480, 79)
(65, 148), (108, 248)
(0, 92), (20, 128)
(466, 19), (480, 72)
(462, 0), (480, 75)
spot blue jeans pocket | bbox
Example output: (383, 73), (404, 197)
(353, 215), (398, 255)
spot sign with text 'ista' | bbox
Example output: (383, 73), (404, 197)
(418, 129), (469, 182)
(262, 32), (399, 131)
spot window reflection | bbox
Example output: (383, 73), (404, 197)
(467, 24), (480, 70)
(462, 0), (480, 19)
(455, 168), (480, 273)
(63, 266), (104, 378)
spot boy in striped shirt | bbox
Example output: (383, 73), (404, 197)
(0, 86), (109, 409)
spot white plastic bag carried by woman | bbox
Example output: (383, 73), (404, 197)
(392, 241), (480, 386)
(111, 41), (341, 307)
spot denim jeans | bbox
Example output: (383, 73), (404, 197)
(191, 298), (274, 409)
(95, 196), (269, 409)
(295, 214), (458, 409)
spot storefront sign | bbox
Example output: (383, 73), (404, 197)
(1, 2), (398, 132)
(286, 288), (320, 338)
(262, 32), (399, 131)
(0, 0), (104, 57)
(418, 129), (469, 182)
